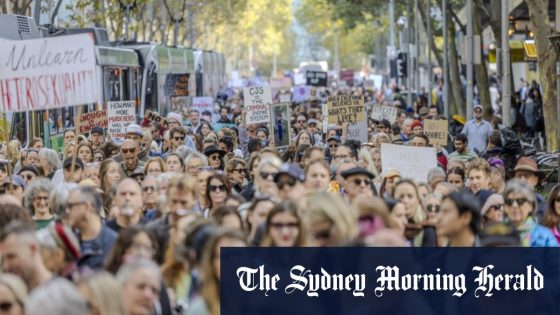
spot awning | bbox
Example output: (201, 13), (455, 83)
(488, 40), (534, 63)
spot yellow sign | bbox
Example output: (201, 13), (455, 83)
(423, 119), (448, 146)
(327, 95), (365, 125)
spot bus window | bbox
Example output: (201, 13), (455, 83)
(103, 67), (123, 101)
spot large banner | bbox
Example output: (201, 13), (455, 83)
(107, 101), (136, 140)
(0, 34), (98, 112)
(243, 86), (272, 124)
(380, 143), (436, 183)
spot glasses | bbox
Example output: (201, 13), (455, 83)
(233, 168), (247, 174)
(142, 186), (156, 193)
(426, 204), (440, 213)
(335, 154), (349, 160)
(276, 178), (297, 190)
(504, 198), (529, 207)
(210, 155), (221, 161)
(209, 184), (226, 192)
(297, 120), (306, 124)
(489, 204), (504, 211)
(270, 222), (298, 230)
(260, 171), (277, 180)
(474, 110), (482, 114)
(34, 196), (49, 202)
(352, 178), (371, 186)
(21, 174), (34, 181)
(173, 136), (184, 141)
(0, 301), (15, 311)
(329, 144), (339, 148)
(121, 148), (135, 154)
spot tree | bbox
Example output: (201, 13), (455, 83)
(2, 0), (33, 15)
(526, 0), (558, 151)
(473, 0), (492, 121)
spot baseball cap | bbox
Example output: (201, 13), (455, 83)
(274, 163), (305, 182)
(3, 175), (26, 189)
(474, 104), (483, 111)
(63, 157), (84, 170)
(91, 126), (104, 135)
(126, 124), (143, 137)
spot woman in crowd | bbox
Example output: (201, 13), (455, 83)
(245, 196), (276, 244)
(18, 166), (40, 186)
(38, 148), (61, 179)
(36, 221), (81, 280)
(6, 139), (21, 170)
(203, 146), (226, 171)
(0, 273), (27, 315)
(197, 121), (213, 138)
(196, 169), (214, 213)
(393, 179), (433, 246)
(29, 137), (44, 150)
(304, 159), (330, 192)
(503, 180), (558, 247)
(105, 226), (158, 274)
(84, 163), (101, 187)
(23, 149), (40, 168)
(117, 259), (163, 315)
(542, 184), (560, 243)
(253, 157), (282, 198)
(353, 196), (392, 238)
(211, 205), (243, 230)
(478, 191), (505, 228)
(205, 173), (231, 217)
(76, 143), (94, 163)
(166, 153), (186, 173)
(437, 191), (481, 247)
(304, 192), (358, 246)
(295, 130), (314, 147)
(100, 159), (121, 196)
(77, 271), (126, 315)
(63, 141), (77, 160)
(446, 167), (465, 191)
(144, 157), (167, 178)
(26, 278), (89, 315)
(224, 158), (247, 194)
(385, 198), (408, 236)
(378, 170), (400, 199)
(185, 153), (208, 177)
(302, 146), (323, 168)
(24, 178), (54, 229)
(261, 201), (306, 247)
(423, 192), (442, 224)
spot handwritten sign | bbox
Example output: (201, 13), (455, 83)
(371, 105), (398, 124)
(107, 101), (135, 140)
(380, 143), (437, 183)
(0, 34), (98, 112)
(243, 86), (272, 124)
(327, 95), (365, 125)
(76, 110), (107, 134)
(348, 120), (368, 143)
(423, 120), (449, 146)
(270, 103), (291, 149)
(306, 71), (327, 87)
(144, 110), (169, 129)
(165, 73), (190, 97)
(192, 97), (214, 123)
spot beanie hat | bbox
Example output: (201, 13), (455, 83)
(411, 120), (422, 130)
(480, 193), (505, 217)
(167, 112), (183, 124)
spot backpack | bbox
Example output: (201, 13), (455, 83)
(500, 127), (524, 173)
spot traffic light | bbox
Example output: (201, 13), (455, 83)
(397, 52), (407, 78)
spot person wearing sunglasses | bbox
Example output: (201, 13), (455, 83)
(17, 166), (39, 187)
(339, 167), (375, 203)
(273, 163), (307, 208)
(62, 157), (84, 184)
(225, 158), (247, 194)
(118, 140), (145, 179)
(23, 179), (54, 230)
(204, 173), (231, 218)
(0, 273), (26, 315)
(203, 145), (226, 171)
(253, 157), (282, 198)
(423, 192), (443, 225)
(477, 190), (505, 229)
(169, 126), (187, 153)
(542, 184), (560, 244)
(503, 180), (558, 247)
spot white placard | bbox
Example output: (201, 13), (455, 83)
(0, 34), (98, 112)
(380, 143), (437, 183)
(243, 86), (272, 124)
(293, 85), (311, 103)
(192, 96), (214, 123)
(107, 101), (136, 140)
(371, 104), (398, 124)
(348, 120), (368, 143)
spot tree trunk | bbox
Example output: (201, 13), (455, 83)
(526, 0), (558, 152)
(418, 3), (443, 68)
(447, 6), (465, 117)
(473, 0), (492, 120)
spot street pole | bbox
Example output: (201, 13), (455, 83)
(557, 62), (560, 182)
(415, 0), (420, 94)
(406, 0), (413, 108)
(501, 0), (511, 127)
(390, 0), (395, 49)
(124, 5), (131, 41)
(466, 0), (474, 119)
(427, 0), (432, 107)
(442, 0), (449, 118)
(173, 20), (179, 46)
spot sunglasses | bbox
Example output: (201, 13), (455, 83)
(297, 120), (306, 123)
(504, 198), (529, 206)
(0, 302), (15, 311)
(21, 174), (35, 181)
(270, 222), (298, 230)
(489, 204), (504, 211)
(260, 171), (277, 180)
(233, 168), (247, 174)
(329, 144), (339, 148)
(121, 148), (135, 154)
(173, 136), (184, 141)
(34, 196), (49, 201)
(210, 155), (221, 161)
(426, 204), (440, 213)
(276, 178), (297, 190)
(209, 184), (226, 192)
(352, 178), (371, 186)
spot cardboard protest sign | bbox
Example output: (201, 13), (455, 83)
(380, 143), (437, 183)
(327, 95), (365, 125)
(423, 119), (449, 146)
(144, 110), (169, 129)
(107, 101), (136, 140)
(306, 71), (328, 87)
(371, 104), (398, 124)
(76, 110), (108, 134)
(293, 85), (311, 103)
(192, 97), (215, 123)
(270, 103), (291, 149)
(243, 86), (272, 124)
(348, 120), (368, 143)
(0, 34), (98, 112)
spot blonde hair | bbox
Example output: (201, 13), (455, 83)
(77, 271), (125, 315)
(6, 140), (21, 166)
(167, 174), (198, 197)
(305, 192), (358, 244)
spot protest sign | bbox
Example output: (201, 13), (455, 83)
(380, 143), (436, 183)
(76, 110), (108, 134)
(279, 93), (291, 103)
(270, 77), (292, 96)
(348, 120), (368, 143)
(243, 86), (272, 124)
(270, 103), (291, 149)
(306, 71), (328, 87)
(107, 101), (135, 140)
(192, 96), (215, 123)
(371, 104), (398, 124)
(293, 85), (311, 103)
(327, 95), (365, 125)
(144, 110), (169, 129)
(293, 73), (306, 86)
(0, 34), (98, 112)
(423, 119), (449, 146)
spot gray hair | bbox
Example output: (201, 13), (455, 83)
(50, 183), (78, 219)
(38, 148), (62, 172)
(175, 145), (194, 160)
(427, 167), (446, 183)
(23, 178), (53, 211)
(70, 186), (103, 215)
(185, 152), (208, 168)
(256, 157), (282, 174)
(26, 278), (89, 315)
(503, 179), (537, 211)
(116, 258), (161, 285)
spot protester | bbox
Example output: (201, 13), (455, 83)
(448, 134), (478, 162)
(437, 191), (481, 246)
(0, 273), (27, 315)
(461, 104), (494, 154)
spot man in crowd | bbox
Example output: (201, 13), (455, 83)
(274, 163), (307, 208)
(119, 139), (146, 179)
(461, 104), (494, 154)
(107, 178), (147, 232)
(448, 134), (478, 163)
(340, 167), (375, 203)
(142, 175), (159, 220)
(67, 186), (117, 270)
(511, 157), (546, 222)
(63, 158), (84, 184)
(170, 126), (187, 153)
(113, 124), (149, 163)
(89, 126), (105, 150)
(188, 110), (201, 130)
(2, 175), (26, 205)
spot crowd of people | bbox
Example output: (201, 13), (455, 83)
(0, 83), (557, 315)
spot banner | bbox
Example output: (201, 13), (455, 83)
(192, 96), (215, 123)
(381, 143), (436, 183)
(243, 86), (272, 124)
(306, 71), (327, 87)
(327, 95), (365, 125)
(107, 101), (136, 140)
(423, 119), (449, 146)
(76, 110), (107, 134)
(371, 104), (398, 124)
(270, 103), (291, 149)
(293, 85), (311, 103)
(0, 34), (98, 112)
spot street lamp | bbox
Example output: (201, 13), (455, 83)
(547, 34), (560, 182)
(118, 0), (137, 41)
